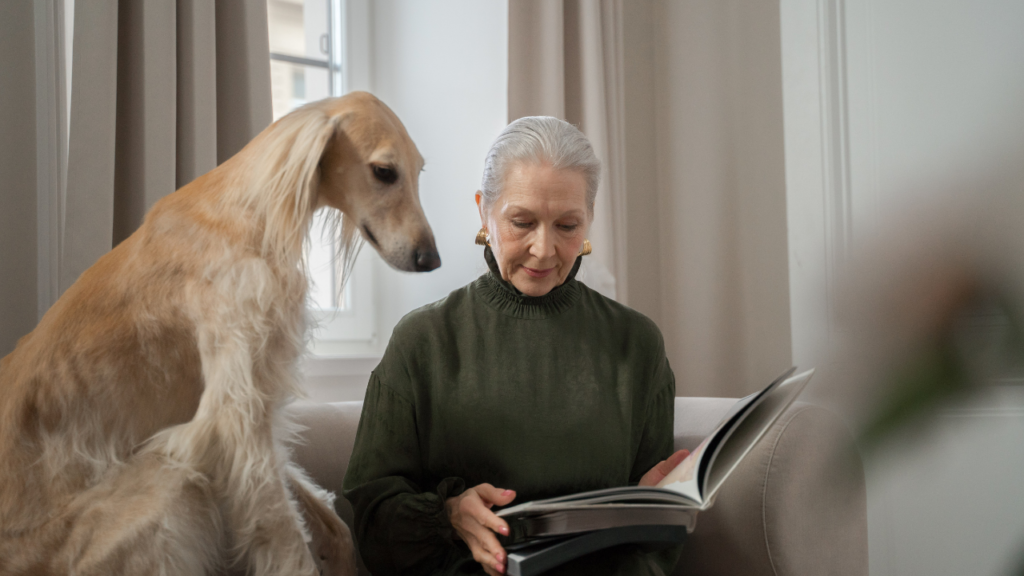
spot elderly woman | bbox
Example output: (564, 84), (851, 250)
(343, 117), (687, 576)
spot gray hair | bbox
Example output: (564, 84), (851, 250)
(480, 116), (601, 212)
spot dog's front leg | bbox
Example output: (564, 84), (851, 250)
(178, 336), (317, 576)
(186, 342), (318, 575)
(287, 465), (358, 576)
(170, 265), (318, 576)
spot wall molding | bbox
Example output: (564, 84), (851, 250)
(781, 0), (855, 370)
(817, 0), (852, 336)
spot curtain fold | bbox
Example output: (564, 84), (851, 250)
(0, 0), (40, 357)
(112, 0), (178, 246)
(62, 0), (272, 294)
(214, 0), (275, 166)
(508, 0), (628, 303)
(176, 0), (220, 187)
(63, 0), (119, 296)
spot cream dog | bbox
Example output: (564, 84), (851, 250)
(0, 92), (438, 575)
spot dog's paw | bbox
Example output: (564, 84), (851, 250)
(310, 518), (358, 576)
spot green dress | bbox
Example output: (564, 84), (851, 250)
(343, 249), (681, 576)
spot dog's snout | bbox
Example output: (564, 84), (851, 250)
(414, 248), (441, 272)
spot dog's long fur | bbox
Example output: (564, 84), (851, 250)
(0, 92), (438, 575)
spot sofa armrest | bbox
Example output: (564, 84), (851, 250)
(672, 399), (868, 576)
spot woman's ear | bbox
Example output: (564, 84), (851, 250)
(475, 191), (486, 227)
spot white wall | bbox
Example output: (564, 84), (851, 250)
(851, 2), (1024, 572)
(865, 389), (1024, 576)
(303, 0), (508, 401)
(781, 0), (1024, 573)
(844, 0), (1024, 221)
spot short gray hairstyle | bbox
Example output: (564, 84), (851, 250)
(480, 116), (601, 212)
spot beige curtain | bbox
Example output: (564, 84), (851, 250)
(639, 1), (793, 398)
(509, 2), (795, 398)
(0, 1), (40, 357)
(0, 0), (272, 357)
(62, 0), (273, 295)
(508, 0), (628, 303)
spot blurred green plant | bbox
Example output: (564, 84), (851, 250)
(859, 290), (1024, 451)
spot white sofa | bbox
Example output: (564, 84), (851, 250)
(287, 398), (868, 576)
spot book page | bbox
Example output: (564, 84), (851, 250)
(497, 487), (698, 517)
(702, 369), (814, 502)
(654, 380), (779, 502)
(651, 435), (707, 503)
(697, 368), (797, 496)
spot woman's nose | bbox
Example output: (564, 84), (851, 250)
(529, 227), (556, 260)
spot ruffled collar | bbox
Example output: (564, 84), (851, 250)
(475, 246), (583, 319)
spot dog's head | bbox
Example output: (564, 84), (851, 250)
(308, 92), (440, 272)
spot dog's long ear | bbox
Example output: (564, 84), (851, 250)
(246, 106), (352, 265)
(312, 120), (367, 296)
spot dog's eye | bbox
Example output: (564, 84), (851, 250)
(372, 165), (399, 185)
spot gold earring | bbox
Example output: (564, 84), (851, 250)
(475, 228), (490, 246)
(578, 239), (592, 256)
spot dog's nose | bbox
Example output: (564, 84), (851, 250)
(414, 248), (441, 272)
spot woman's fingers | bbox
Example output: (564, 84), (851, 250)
(471, 545), (503, 575)
(467, 529), (507, 574)
(469, 486), (514, 536)
(467, 508), (507, 573)
(452, 484), (515, 575)
(471, 499), (511, 537)
(460, 492), (505, 532)
(479, 485), (517, 508)
(639, 449), (693, 486)
(467, 516), (506, 558)
(657, 449), (690, 475)
(486, 514), (510, 537)
(474, 523), (505, 555)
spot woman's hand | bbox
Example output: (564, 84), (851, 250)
(445, 483), (517, 575)
(639, 449), (690, 487)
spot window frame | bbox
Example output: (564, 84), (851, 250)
(268, 0), (378, 350)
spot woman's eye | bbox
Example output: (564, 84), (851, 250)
(558, 224), (578, 232)
(512, 221), (532, 229)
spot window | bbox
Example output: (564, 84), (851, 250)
(267, 0), (376, 351)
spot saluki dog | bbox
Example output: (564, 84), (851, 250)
(0, 92), (439, 575)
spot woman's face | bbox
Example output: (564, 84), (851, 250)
(477, 162), (591, 297)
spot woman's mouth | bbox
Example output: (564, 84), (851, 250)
(522, 266), (555, 278)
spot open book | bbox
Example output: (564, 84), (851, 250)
(498, 367), (814, 542)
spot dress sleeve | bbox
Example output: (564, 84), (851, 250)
(626, 356), (685, 574)
(342, 371), (467, 576)
(628, 356), (677, 484)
